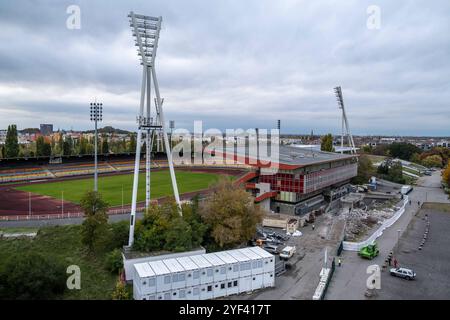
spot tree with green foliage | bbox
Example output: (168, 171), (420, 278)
(80, 191), (109, 253)
(105, 248), (124, 274)
(5, 124), (19, 158)
(377, 159), (405, 184)
(63, 136), (73, 156)
(0, 252), (66, 300)
(111, 278), (130, 300)
(133, 199), (206, 253)
(36, 136), (51, 157)
(102, 136), (109, 154)
(320, 133), (335, 152)
(352, 154), (375, 184)
(79, 136), (88, 155)
(200, 178), (264, 248)
(388, 142), (421, 161)
(129, 134), (136, 152)
(410, 152), (421, 165)
(422, 154), (443, 168)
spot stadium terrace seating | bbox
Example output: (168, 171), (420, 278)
(0, 166), (53, 183)
(48, 162), (114, 177)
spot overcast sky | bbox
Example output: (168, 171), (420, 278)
(0, 0), (449, 136)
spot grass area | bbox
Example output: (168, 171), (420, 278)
(15, 170), (222, 206)
(367, 154), (387, 163)
(0, 227), (38, 234)
(0, 225), (117, 299)
(403, 166), (422, 176)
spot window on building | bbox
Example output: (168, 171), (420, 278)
(178, 273), (185, 282)
(233, 280), (238, 287)
(207, 285), (212, 292)
(193, 287), (200, 296)
(228, 282), (232, 288)
(164, 275), (171, 284)
(207, 269), (213, 277)
(193, 271), (200, 279)
(179, 290), (186, 299)
(220, 267), (226, 274)
(148, 278), (156, 287)
(221, 283), (225, 289)
(233, 265), (239, 272)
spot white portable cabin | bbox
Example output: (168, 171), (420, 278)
(163, 258), (186, 290)
(240, 248), (264, 290)
(176, 256), (200, 288)
(240, 248), (264, 275)
(214, 251), (240, 280)
(227, 250), (254, 293)
(148, 260), (171, 293)
(228, 250), (253, 277)
(132, 247), (275, 300)
(203, 253), (227, 282)
(189, 254), (214, 285)
(133, 262), (156, 298)
(249, 246), (275, 273)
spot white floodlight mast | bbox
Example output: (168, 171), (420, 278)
(128, 12), (181, 248)
(334, 86), (357, 157)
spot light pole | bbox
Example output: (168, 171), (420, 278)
(90, 101), (103, 192)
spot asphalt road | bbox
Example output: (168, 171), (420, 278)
(326, 171), (449, 300)
(375, 203), (450, 299)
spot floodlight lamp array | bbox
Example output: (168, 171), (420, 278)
(90, 103), (103, 122)
(334, 86), (344, 109)
(129, 12), (161, 66)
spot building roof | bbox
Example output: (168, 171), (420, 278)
(203, 253), (226, 267)
(239, 247), (262, 260)
(189, 254), (212, 268)
(214, 251), (238, 264)
(248, 246), (273, 259)
(176, 256), (199, 271)
(227, 249), (252, 262)
(148, 260), (170, 276)
(218, 145), (357, 169)
(134, 262), (155, 278)
(163, 258), (184, 273)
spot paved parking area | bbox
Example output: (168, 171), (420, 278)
(376, 203), (450, 300)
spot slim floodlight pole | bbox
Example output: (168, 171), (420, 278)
(90, 101), (103, 192)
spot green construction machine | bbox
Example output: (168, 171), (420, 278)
(359, 242), (379, 259)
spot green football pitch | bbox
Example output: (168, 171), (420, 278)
(15, 170), (223, 206)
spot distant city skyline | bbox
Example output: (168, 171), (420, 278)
(0, 1), (449, 136)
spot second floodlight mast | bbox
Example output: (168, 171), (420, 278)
(334, 86), (357, 157)
(127, 12), (181, 248)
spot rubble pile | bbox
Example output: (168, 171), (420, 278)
(343, 205), (396, 241)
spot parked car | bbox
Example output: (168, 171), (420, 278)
(390, 267), (416, 280)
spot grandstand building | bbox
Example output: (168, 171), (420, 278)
(225, 145), (358, 215)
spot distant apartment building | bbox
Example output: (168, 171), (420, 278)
(40, 124), (53, 136)
(0, 130), (6, 145)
